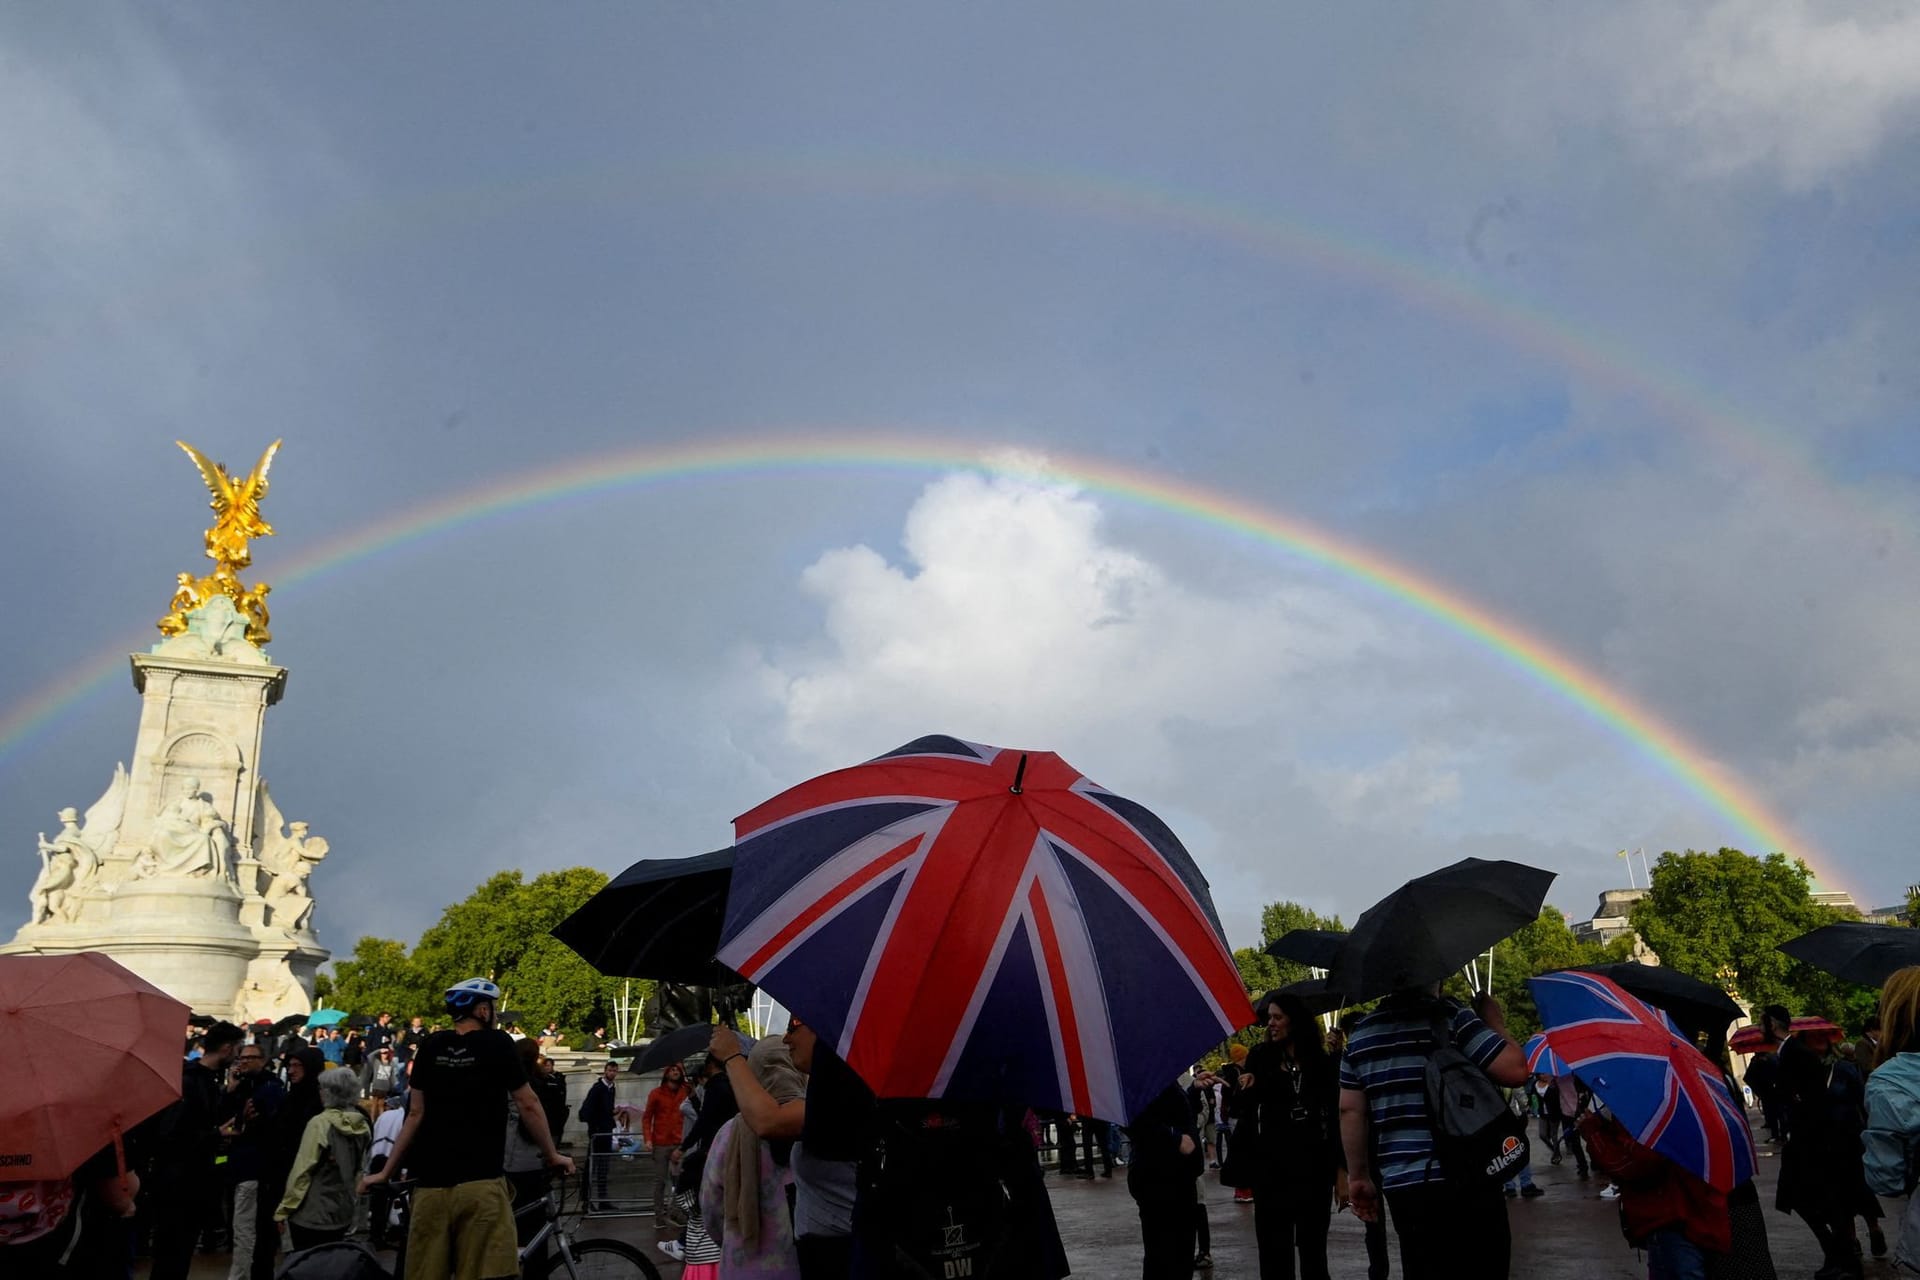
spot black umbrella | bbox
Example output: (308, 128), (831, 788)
(1258, 977), (1347, 1017)
(270, 1013), (308, 1035)
(552, 848), (742, 987)
(1779, 921), (1920, 988)
(1324, 857), (1556, 1002)
(614, 1021), (726, 1074)
(1564, 963), (1744, 1046)
(1264, 929), (1346, 970)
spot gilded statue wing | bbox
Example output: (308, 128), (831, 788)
(177, 441), (234, 514)
(239, 439), (281, 505)
(78, 763), (129, 860)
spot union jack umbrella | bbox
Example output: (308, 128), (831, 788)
(1521, 1032), (1569, 1077)
(715, 736), (1255, 1123)
(1527, 970), (1757, 1191)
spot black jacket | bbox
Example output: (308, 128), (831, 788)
(1126, 1083), (1203, 1203)
(579, 1078), (617, 1135)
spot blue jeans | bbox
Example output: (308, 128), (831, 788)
(1644, 1226), (1707, 1280)
(1503, 1164), (1534, 1191)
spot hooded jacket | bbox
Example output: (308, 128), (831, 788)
(1864, 1050), (1920, 1197)
(1578, 1113), (1730, 1255)
(275, 1106), (372, 1231)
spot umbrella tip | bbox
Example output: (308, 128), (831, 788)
(1010, 752), (1028, 795)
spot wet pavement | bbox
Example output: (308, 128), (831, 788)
(152, 1135), (1898, 1278)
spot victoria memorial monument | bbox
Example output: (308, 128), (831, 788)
(1, 440), (331, 1020)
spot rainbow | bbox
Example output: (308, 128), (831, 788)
(0, 435), (1828, 890)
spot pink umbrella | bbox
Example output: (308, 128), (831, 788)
(0, 952), (188, 1179)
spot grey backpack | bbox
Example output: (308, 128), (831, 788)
(1424, 1013), (1529, 1186)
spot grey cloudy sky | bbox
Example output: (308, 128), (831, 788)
(4, 2), (1919, 959)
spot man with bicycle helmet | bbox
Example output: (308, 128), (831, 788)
(361, 978), (574, 1279)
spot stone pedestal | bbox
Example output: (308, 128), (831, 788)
(4, 600), (329, 1021)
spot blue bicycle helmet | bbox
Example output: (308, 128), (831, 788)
(444, 977), (501, 1016)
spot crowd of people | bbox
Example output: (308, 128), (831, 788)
(5, 966), (1919, 1280)
(2, 986), (578, 1279)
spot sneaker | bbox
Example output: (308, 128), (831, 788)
(1599, 1184), (1621, 1200)
(1194, 1254), (1214, 1269)
(1521, 1185), (1545, 1198)
(1550, 1152), (1562, 1165)
(657, 1241), (684, 1262)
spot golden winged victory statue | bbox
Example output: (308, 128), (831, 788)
(157, 440), (282, 644)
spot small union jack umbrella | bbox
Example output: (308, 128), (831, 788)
(1527, 970), (1757, 1191)
(716, 736), (1255, 1123)
(1521, 1032), (1569, 1077)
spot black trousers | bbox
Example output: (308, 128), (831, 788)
(1081, 1121), (1113, 1174)
(251, 1176), (285, 1280)
(1364, 1192), (1391, 1280)
(1253, 1183), (1331, 1280)
(797, 1232), (855, 1280)
(1384, 1179), (1509, 1280)
(1136, 1195), (1197, 1280)
(147, 1179), (213, 1280)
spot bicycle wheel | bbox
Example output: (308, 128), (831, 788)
(540, 1236), (664, 1280)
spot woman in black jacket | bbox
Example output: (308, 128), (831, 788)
(1126, 1082), (1203, 1280)
(1239, 993), (1343, 1280)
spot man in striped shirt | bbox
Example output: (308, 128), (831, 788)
(1338, 985), (1529, 1279)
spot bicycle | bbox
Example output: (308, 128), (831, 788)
(387, 1172), (662, 1280)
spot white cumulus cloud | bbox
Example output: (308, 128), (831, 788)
(753, 467), (1387, 781)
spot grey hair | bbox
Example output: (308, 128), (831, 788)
(319, 1067), (360, 1110)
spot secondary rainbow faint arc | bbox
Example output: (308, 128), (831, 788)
(0, 435), (1821, 881)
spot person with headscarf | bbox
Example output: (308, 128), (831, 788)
(699, 1036), (806, 1279)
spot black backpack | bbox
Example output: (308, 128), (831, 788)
(1424, 1013), (1529, 1187)
(859, 1105), (1016, 1280)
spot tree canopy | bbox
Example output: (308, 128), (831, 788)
(1627, 847), (1884, 1028)
(323, 867), (642, 1032)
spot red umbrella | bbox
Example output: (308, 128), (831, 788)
(0, 952), (189, 1179)
(716, 736), (1254, 1122)
(1728, 1015), (1841, 1054)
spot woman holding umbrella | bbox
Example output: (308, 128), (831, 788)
(1238, 992), (1343, 1280)
(1772, 1005), (1883, 1276)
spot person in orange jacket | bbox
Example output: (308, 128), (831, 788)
(1578, 1109), (1729, 1280)
(643, 1062), (694, 1231)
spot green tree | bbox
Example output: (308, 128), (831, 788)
(328, 936), (435, 1019)
(1629, 848), (1844, 1016)
(1909, 886), (1919, 927)
(1233, 946), (1285, 1001)
(324, 867), (642, 1034)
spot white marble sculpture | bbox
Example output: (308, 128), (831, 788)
(138, 776), (237, 882)
(25, 765), (125, 923)
(256, 784), (328, 934)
